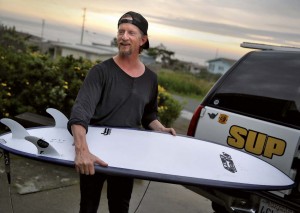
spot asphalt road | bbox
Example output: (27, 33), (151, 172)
(172, 94), (201, 113)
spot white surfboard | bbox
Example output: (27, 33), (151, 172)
(0, 108), (294, 190)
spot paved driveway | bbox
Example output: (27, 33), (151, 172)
(0, 158), (213, 213)
(0, 95), (215, 213)
(0, 113), (213, 213)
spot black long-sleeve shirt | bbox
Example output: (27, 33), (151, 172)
(67, 58), (158, 133)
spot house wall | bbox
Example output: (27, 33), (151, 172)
(56, 47), (114, 62)
(208, 61), (231, 74)
(61, 48), (86, 58)
(189, 65), (201, 74)
(50, 43), (155, 64)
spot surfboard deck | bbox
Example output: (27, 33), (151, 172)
(0, 108), (294, 190)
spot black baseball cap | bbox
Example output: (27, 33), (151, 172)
(118, 11), (149, 49)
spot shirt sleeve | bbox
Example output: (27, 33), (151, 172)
(141, 72), (158, 129)
(67, 64), (103, 134)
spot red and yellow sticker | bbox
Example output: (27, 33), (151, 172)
(218, 114), (228, 124)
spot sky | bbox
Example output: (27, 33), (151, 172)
(1, 0), (300, 64)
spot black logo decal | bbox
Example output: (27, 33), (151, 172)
(220, 152), (237, 173)
(208, 113), (218, 119)
(101, 128), (111, 136)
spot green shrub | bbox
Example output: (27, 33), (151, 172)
(0, 48), (94, 118)
(158, 85), (183, 127)
(0, 25), (182, 132)
(0, 25), (182, 129)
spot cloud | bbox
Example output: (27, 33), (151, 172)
(139, 0), (300, 46)
(1, 0), (300, 63)
(149, 14), (300, 45)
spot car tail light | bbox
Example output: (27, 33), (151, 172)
(187, 105), (204, 137)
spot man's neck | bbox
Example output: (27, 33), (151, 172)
(113, 54), (145, 77)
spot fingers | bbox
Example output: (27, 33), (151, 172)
(169, 128), (176, 136)
(75, 154), (108, 176)
(163, 127), (176, 136)
(75, 162), (94, 175)
(95, 156), (108, 167)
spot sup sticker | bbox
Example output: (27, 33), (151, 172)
(220, 152), (237, 173)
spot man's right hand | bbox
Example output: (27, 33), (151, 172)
(71, 124), (108, 175)
(75, 149), (108, 175)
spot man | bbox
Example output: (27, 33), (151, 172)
(67, 11), (176, 213)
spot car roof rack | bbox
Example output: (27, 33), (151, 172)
(241, 42), (300, 52)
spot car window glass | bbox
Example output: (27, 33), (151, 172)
(209, 51), (300, 128)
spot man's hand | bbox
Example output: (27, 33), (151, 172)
(161, 127), (176, 136)
(75, 149), (108, 175)
(148, 119), (176, 136)
(71, 124), (108, 175)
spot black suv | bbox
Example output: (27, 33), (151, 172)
(187, 43), (300, 213)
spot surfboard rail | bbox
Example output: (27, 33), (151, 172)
(0, 141), (295, 191)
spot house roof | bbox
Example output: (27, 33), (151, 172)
(49, 41), (118, 55)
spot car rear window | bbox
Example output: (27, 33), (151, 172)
(208, 51), (300, 129)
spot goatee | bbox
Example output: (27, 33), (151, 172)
(119, 49), (132, 57)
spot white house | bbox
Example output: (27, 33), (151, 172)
(188, 63), (206, 74)
(47, 42), (118, 62)
(207, 58), (236, 74)
(46, 41), (156, 65)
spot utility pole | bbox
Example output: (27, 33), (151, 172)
(80, 8), (86, 45)
(40, 19), (45, 51)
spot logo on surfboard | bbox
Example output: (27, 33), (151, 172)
(220, 152), (237, 173)
(101, 128), (111, 135)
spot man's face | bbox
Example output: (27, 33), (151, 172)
(117, 21), (146, 56)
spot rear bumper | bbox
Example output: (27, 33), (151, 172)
(185, 185), (300, 213)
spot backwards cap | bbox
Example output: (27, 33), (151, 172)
(118, 11), (149, 49)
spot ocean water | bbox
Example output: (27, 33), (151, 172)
(0, 15), (114, 45)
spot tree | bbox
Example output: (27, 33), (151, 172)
(110, 37), (117, 47)
(147, 44), (175, 68)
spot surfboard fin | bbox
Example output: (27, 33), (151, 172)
(46, 108), (68, 129)
(0, 118), (30, 139)
(25, 136), (60, 156)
